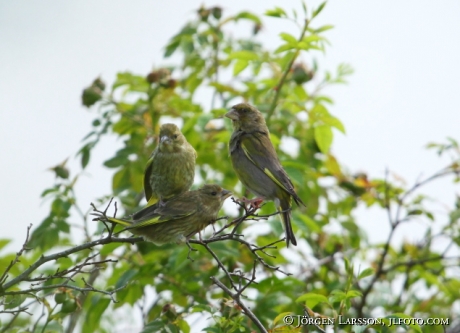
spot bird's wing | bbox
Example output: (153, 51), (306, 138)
(128, 199), (197, 229)
(240, 131), (305, 206)
(143, 155), (154, 202)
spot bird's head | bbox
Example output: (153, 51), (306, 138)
(225, 103), (267, 132)
(198, 184), (232, 211)
(158, 123), (187, 152)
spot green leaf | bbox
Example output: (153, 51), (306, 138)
(408, 209), (423, 216)
(265, 7), (287, 18)
(385, 313), (423, 333)
(82, 297), (110, 332)
(191, 304), (213, 313)
(346, 290), (362, 298)
(351, 325), (367, 333)
(315, 25), (334, 33)
(321, 114), (346, 134)
(164, 38), (180, 57)
(312, 2), (327, 18)
(296, 293), (328, 308)
(112, 168), (131, 193)
(279, 32), (297, 45)
(177, 318), (190, 333)
(80, 145), (91, 169)
(100, 242), (125, 256)
(284, 166), (304, 186)
(141, 320), (166, 333)
(228, 50), (258, 61)
(234, 11), (262, 24)
(358, 268), (374, 280)
(274, 44), (295, 54)
(3, 294), (27, 309)
(0, 239), (11, 251)
(272, 312), (294, 325)
(329, 290), (346, 303)
(104, 155), (128, 168)
(314, 125), (333, 153)
(116, 269), (138, 289)
(233, 59), (249, 75)
(297, 214), (321, 233)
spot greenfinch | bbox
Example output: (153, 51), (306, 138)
(144, 123), (197, 206)
(95, 184), (231, 245)
(225, 103), (305, 246)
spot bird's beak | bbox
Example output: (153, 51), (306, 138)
(221, 189), (232, 199)
(160, 135), (170, 144)
(224, 109), (239, 121)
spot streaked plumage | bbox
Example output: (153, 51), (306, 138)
(144, 123), (196, 206)
(95, 184), (231, 245)
(225, 103), (305, 246)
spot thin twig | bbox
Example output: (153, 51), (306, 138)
(211, 276), (268, 333)
(266, 18), (309, 124)
(0, 224), (32, 285)
(1, 235), (142, 293)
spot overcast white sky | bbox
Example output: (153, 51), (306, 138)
(1, 1), (460, 254)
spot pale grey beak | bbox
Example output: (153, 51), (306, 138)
(224, 109), (239, 120)
(160, 135), (170, 144)
(221, 189), (232, 199)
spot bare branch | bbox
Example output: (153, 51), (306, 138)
(0, 224), (32, 285)
(1, 235), (142, 293)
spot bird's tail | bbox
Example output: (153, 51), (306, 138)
(279, 200), (297, 247)
(103, 216), (132, 227)
(146, 195), (159, 207)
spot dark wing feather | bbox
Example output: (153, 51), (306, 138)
(130, 194), (197, 229)
(143, 156), (153, 201)
(240, 131), (305, 206)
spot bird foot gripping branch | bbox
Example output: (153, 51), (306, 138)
(238, 197), (264, 211)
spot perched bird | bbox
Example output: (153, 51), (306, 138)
(144, 123), (197, 206)
(225, 103), (305, 246)
(95, 184), (232, 245)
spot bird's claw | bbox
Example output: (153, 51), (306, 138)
(239, 197), (264, 211)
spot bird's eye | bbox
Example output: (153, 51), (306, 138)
(242, 109), (248, 113)
(173, 134), (178, 139)
(211, 191), (217, 196)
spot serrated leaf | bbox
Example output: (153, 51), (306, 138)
(322, 114), (346, 133)
(3, 294), (27, 309)
(0, 239), (11, 251)
(315, 25), (334, 33)
(386, 313), (422, 333)
(273, 312), (293, 325)
(274, 44), (295, 54)
(80, 145), (90, 169)
(104, 155), (128, 168)
(279, 32), (297, 45)
(265, 7), (287, 18)
(358, 268), (374, 280)
(312, 2), (327, 18)
(297, 214), (321, 233)
(346, 290), (362, 298)
(141, 320), (166, 333)
(329, 290), (346, 303)
(314, 125), (333, 153)
(233, 59), (249, 75)
(296, 293), (328, 308)
(234, 11), (262, 24)
(228, 50), (258, 61)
